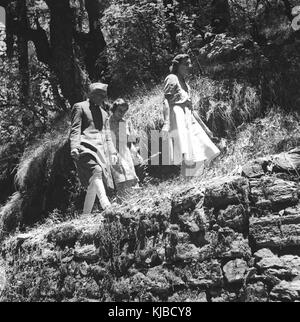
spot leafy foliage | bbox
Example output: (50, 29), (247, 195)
(101, 0), (173, 94)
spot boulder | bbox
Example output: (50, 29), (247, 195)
(113, 267), (183, 300)
(174, 208), (210, 247)
(245, 281), (269, 302)
(271, 148), (300, 173)
(175, 243), (200, 262)
(213, 228), (252, 260)
(264, 268), (297, 280)
(242, 148), (300, 178)
(241, 158), (268, 178)
(270, 280), (300, 302)
(74, 245), (99, 263)
(168, 290), (207, 302)
(254, 248), (275, 261)
(256, 256), (285, 270)
(282, 205), (300, 216)
(147, 267), (185, 292)
(250, 177), (299, 211)
(187, 259), (224, 289)
(217, 204), (248, 232)
(204, 176), (250, 210)
(223, 259), (248, 284)
(193, 292), (207, 302)
(255, 254), (299, 279)
(171, 187), (204, 219)
(211, 290), (239, 302)
(250, 213), (300, 249)
(280, 255), (300, 275)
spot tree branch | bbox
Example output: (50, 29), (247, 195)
(81, 0), (106, 80)
(282, 0), (293, 21)
(27, 19), (52, 65)
(0, 0), (11, 7)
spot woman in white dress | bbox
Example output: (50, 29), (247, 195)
(161, 54), (220, 177)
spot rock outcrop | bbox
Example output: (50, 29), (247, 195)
(0, 148), (300, 302)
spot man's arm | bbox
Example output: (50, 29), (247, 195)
(70, 104), (83, 154)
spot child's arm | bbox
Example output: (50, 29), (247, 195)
(127, 120), (139, 147)
(126, 120), (143, 164)
(161, 99), (170, 133)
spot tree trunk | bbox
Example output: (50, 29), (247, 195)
(45, 0), (88, 106)
(2, 0), (92, 106)
(163, 0), (179, 52)
(211, 0), (231, 33)
(16, 0), (30, 110)
(83, 0), (106, 81)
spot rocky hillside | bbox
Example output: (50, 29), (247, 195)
(0, 147), (300, 302)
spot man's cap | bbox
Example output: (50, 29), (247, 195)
(171, 53), (190, 64)
(89, 82), (108, 95)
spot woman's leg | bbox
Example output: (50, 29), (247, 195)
(172, 105), (188, 157)
(181, 159), (205, 179)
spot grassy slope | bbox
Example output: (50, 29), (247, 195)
(1, 74), (300, 236)
(4, 105), (300, 239)
(2, 107), (300, 302)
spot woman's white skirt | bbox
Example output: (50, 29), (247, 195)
(167, 105), (220, 173)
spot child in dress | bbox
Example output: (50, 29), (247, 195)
(109, 99), (142, 199)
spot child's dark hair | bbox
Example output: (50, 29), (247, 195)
(169, 53), (190, 74)
(111, 98), (129, 113)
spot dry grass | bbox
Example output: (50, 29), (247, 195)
(120, 108), (300, 207)
(0, 115), (74, 234)
(15, 115), (70, 192)
(0, 192), (22, 239)
(123, 76), (261, 141)
(125, 84), (164, 133)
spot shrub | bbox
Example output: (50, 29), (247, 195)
(101, 0), (173, 95)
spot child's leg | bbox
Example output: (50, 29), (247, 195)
(93, 176), (111, 210)
(115, 182), (126, 203)
(83, 182), (97, 215)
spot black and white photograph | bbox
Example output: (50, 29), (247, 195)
(0, 0), (300, 309)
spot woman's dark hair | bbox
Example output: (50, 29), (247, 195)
(169, 53), (190, 74)
(111, 98), (129, 114)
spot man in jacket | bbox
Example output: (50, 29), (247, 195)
(70, 83), (118, 214)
